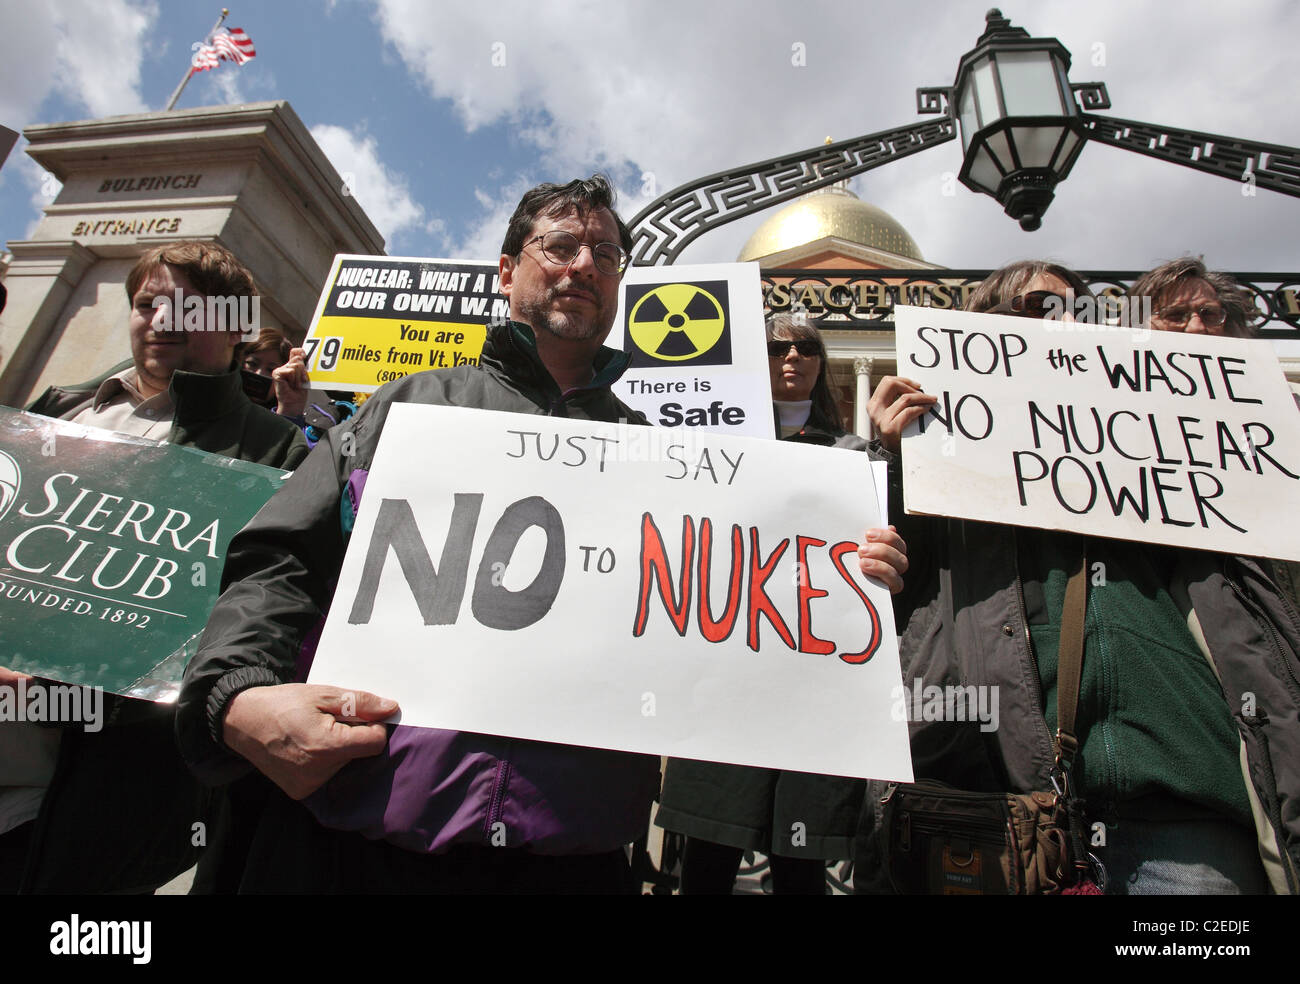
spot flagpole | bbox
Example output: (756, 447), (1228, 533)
(164, 8), (229, 111)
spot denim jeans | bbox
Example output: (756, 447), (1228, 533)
(1097, 817), (1268, 895)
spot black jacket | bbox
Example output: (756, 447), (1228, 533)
(28, 361), (309, 469)
(176, 323), (662, 857)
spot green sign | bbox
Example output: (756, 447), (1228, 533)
(0, 408), (289, 700)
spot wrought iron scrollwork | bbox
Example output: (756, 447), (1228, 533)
(627, 118), (956, 267)
(761, 268), (1300, 338)
(1080, 114), (1300, 198)
(1070, 81), (1111, 111)
(915, 87), (952, 115)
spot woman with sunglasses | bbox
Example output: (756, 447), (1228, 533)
(869, 260), (1091, 450)
(655, 313), (904, 895)
(855, 260), (1298, 895)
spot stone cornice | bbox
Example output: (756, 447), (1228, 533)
(24, 101), (383, 255)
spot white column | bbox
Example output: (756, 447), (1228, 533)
(853, 356), (875, 439)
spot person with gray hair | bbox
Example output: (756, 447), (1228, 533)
(1130, 256), (1256, 338)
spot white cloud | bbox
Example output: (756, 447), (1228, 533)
(0, 0), (155, 129)
(453, 178), (535, 260)
(210, 71), (246, 107)
(16, 151), (62, 239)
(310, 123), (427, 249)
(370, 0), (1300, 271)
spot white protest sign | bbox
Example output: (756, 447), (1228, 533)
(309, 405), (911, 781)
(895, 305), (1300, 560)
(605, 262), (775, 438)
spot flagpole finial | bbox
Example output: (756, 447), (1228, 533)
(223, 8), (229, 14)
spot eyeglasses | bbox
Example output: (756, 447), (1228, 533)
(767, 339), (821, 358)
(988, 290), (1066, 319)
(523, 230), (627, 276)
(1154, 303), (1227, 328)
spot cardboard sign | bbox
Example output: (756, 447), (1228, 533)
(0, 408), (290, 700)
(894, 305), (1300, 560)
(605, 263), (775, 438)
(308, 405), (911, 781)
(301, 255), (503, 392)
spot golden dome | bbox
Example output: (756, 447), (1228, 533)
(737, 185), (922, 262)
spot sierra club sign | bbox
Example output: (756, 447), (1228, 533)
(0, 408), (290, 700)
(893, 305), (1300, 560)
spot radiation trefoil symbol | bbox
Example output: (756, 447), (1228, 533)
(625, 281), (731, 368)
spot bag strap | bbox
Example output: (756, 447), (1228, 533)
(1054, 538), (1088, 782)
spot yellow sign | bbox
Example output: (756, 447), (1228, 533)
(302, 256), (504, 392)
(307, 317), (486, 386)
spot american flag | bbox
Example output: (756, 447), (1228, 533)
(190, 27), (256, 73)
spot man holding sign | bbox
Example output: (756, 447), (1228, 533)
(858, 260), (1300, 895)
(179, 174), (910, 892)
(2, 241), (306, 894)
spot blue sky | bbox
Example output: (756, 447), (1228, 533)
(3, 0), (1300, 274)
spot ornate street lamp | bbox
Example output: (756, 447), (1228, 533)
(629, 8), (1300, 265)
(952, 10), (1087, 230)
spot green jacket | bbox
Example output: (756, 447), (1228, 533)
(854, 465), (1300, 894)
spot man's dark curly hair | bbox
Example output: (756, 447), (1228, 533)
(500, 174), (633, 258)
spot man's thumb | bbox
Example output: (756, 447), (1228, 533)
(349, 690), (399, 721)
(325, 688), (399, 721)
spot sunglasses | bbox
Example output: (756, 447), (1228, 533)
(767, 339), (821, 358)
(988, 290), (1067, 319)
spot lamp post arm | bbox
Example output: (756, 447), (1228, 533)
(628, 117), (956, 266)
(1080, 113), (1300, 198)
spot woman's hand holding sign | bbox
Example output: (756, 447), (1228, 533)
(857, 526), (908, 595)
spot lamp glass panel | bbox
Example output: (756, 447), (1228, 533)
(959, 83), (978, 150)
(985, 128), (1014, 171)
(1010, 124), (1064, 169)
(1054, 129), (1083, 169)
(996, 50), (1067, 116)
(967, 145), (1002, 193)
(973, 57), (1002, 125)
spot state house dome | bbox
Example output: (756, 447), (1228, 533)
(737, 185), (923, 263)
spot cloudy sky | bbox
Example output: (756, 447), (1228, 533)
(2, 0), (1299, 277)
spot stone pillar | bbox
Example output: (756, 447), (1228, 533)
(854, 355), (875, 438)
(1, 101), (385, 406)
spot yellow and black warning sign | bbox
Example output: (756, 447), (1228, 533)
(302, 255), (504, 392)
(624, 280), (731, 369)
